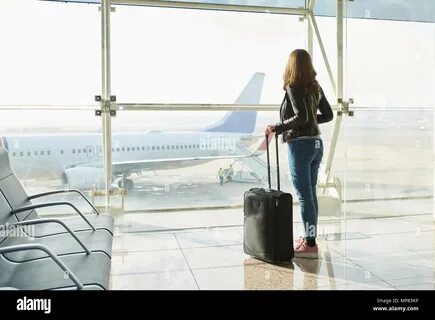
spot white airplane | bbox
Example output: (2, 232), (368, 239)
(0, 73), (269, 190)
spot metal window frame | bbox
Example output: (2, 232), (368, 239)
(111, 0), (309, 15)
(99, 0), (346, 207)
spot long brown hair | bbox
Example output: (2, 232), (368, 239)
(283, 49), (320, 94)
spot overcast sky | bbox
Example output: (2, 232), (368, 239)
(0, 0), (434, 133)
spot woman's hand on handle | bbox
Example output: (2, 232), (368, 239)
(264, 124), (276, 136)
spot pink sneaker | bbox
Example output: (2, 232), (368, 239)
(294, 237), (304, 247)
(294, 240), (318, 259)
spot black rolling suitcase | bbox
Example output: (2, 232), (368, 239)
(243, 133), (294, 263)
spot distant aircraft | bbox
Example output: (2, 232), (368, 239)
(0, 73), (268, 190)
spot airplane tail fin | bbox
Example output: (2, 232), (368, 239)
(204, 73), (265, 134)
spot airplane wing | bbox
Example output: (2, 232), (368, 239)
(111, 134), (273, 173)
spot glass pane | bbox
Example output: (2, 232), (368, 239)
(314, 0), (435, 23)
(111, 5), (305, 104)
(42, 0), (306, 10)
(0, 110), (103, 216)
(338, 0), (435, 290)
(0, 0), (100, 105)
(110, 107), (339, 234)
(346, 17), (435, 109)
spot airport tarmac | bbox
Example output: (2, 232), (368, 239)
(23, 150), (433, 235)
(9, 110), (435, 234)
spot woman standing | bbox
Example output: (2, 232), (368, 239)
(265, 49), (333, 259)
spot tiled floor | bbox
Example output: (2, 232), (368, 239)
(109, 214), (435, 290)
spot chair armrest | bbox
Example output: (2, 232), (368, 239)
(0, 244), (83, 289)
(28, 189), (100, 215)
(11, 202), (96, 231)
(10, 218), (91, 255)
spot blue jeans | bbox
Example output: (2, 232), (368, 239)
(287, 138), (323, 238)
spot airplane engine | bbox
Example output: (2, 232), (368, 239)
(62, 167), (105, 190)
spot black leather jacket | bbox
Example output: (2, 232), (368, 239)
(274, 85), (333, 143)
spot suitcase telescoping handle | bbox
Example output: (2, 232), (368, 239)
(265, 133), (280, 191)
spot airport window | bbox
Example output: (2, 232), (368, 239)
(27, 151), (31, 156)
(47, 150), (51, 156)
(41, 151), (45, 156)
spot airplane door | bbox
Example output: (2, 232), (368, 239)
(97, 145), (103, 158)
(86, 146), (94, 158)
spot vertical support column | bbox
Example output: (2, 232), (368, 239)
(336, 0), (344, 101)
(321, 0), (344, 188)
(433, 111), (435, 221)
(306, 0), (314, 57)
(101, 0), (112, 207)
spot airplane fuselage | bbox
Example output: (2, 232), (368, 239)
(2, 131), (249, 180)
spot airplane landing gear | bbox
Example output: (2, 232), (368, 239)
(118, 178), (134, 191)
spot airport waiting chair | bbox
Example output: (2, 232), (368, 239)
(0, 192), (113, 262)
(0, 244), (109, 290)
(0, 148), (114, 237)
